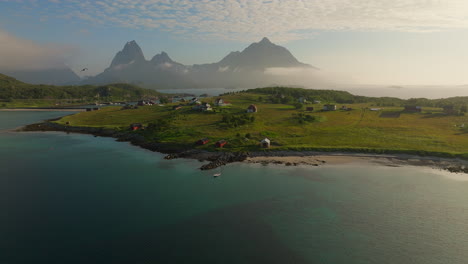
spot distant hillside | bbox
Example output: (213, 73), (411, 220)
(241, 87), (468, 108)
(0, 73), (160, 101)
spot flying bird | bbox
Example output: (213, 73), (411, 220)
(81, 68), (88, 72)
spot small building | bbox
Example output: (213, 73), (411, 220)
(247, 104), (258, 113)
(260, 138), (271, 148)
(193, 102), (212, 111)
(298, 97), (307, 104)
(137, 100), (149, 106)
(404, 105), (422, 112)
(173, 105), (183, 110)
(215, 140), (227, 148)
(189, 98), (200, 105)
(313, 100), (321, 104)
(130, 123), (143, 131)
(215, 98), (224, 106)
(196, 138), (210, 145)
(202, 103), (212, 111)
(306, 107), (314, 111)
(93, 107), (100, 111)
(86, 108), (92, 112)
(323, 104), (337, 111)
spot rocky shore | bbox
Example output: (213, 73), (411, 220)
(19, 121), (468, 174)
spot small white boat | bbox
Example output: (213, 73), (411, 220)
(213, 173), (221, 177)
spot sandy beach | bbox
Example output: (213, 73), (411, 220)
(245, 152), (468, 173)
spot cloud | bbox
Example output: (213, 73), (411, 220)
(8, 0), (468, 42)
(0, 30), (75, 71)
(264, 67), (355, 87)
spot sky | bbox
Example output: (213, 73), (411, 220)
(1, 0), (468, 85)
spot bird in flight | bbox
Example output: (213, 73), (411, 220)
(81, 68), (88, 72)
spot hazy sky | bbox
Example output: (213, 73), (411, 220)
(1, 0), (468, 85)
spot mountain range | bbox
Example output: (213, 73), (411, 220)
(83, 37), (316, 89)
(2, 38), (316, 88)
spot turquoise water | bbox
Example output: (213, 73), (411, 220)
(1, 112), (468, 263)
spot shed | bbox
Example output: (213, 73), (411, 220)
(323, 104), (337, 111)
(196, 138), (210, 145)
(215, 98), (224, 106)
(260, 138), (271, 148)
(130, 123), (143, 131)
(247, 104), (258, 113)
(404, 105), (422, 112)
(306, 107), (314, 111)
(215, 140), (227, 148)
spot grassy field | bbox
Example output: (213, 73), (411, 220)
(56, 92), (468, 158)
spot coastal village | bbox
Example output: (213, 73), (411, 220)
(53, 87), (468, 161)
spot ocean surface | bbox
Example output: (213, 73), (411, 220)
(1, 112), (468, 264)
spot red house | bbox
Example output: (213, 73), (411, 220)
(215, 140), (227, 148)
(130, 123), (143, 131)
(196, 138), (210, 145)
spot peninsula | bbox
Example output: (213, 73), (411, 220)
(19, 86), (468, 173)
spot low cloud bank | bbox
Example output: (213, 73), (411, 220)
(0, 30), (75, 71)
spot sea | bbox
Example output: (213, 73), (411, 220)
(1, 111), (468, 264)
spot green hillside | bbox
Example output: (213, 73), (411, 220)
(0, 73), (161, 108)
(55, 88), (468, 158)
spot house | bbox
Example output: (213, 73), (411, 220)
(247, 104), (258, 113)
(189, 98), (200, 105)
(306, 107), (314, 111)
(202, 103), (212, 111)
(260, 138), (271, 148)
(404, 105), (422, 112)
(129, 123), (143, 131)
(215, 140), (227, 148)
(137, 100), (148, 106)
(298, 97), (307, 104)
(193, 102), (212, 111)
(214, 98), (224, 106)
(323, 104), (337, 111)
(313, 100), (321, 104)
(196, 138), (210, 145)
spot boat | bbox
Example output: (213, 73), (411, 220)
(213, 173), (221, 177)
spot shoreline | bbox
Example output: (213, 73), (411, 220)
(0, 108), (86, 112)
(18, 121), (468, 174)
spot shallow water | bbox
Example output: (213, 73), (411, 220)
(1, 112), (468, 264)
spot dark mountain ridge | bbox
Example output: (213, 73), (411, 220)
(84, 38), (316, 88)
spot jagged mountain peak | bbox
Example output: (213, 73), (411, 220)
(110, 40), (145, 67)
(216, 37), (309, 69)
(151, 51), (173, 64)
(259, 37), (272, 44)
